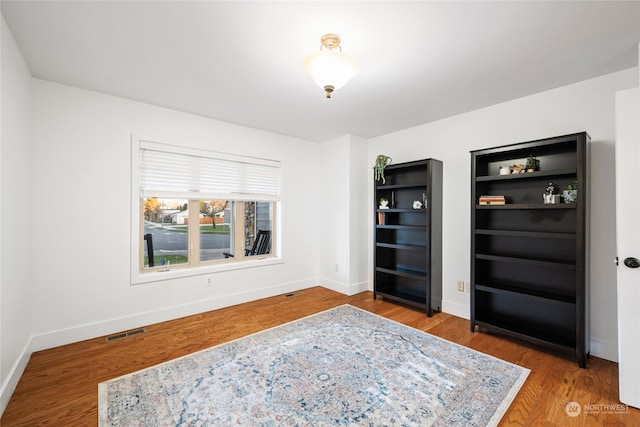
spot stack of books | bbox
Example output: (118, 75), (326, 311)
(479, 195), (506, 205)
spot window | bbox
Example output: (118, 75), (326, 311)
(132, 139), (280, 282)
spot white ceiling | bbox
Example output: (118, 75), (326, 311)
(2, 1), (639, 142)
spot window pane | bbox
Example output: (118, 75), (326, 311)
(199, 200), (233, 262)
(142, 198), (189, 268)
(244, 202), (272, 257)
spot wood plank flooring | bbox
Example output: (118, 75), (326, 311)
(2, 286), (638, 426)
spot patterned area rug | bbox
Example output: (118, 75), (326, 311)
(99, 305), (529, 426)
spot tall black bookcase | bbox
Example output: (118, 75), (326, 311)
(374, 158), (443, 316)
(470, 132), (590, 367)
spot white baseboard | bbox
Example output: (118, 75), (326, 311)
(0, 340), (31, 417)
(590, 337), (618, 362)
(30, 278), (319, 352)
(319, 278), (369, 296)
(442, 299), (470, 320)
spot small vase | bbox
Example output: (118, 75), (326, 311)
(563, 190), (577, 203)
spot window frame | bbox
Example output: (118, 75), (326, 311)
(130, 136), (282, 285)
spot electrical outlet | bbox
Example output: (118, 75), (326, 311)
(456, 280), (465, 292)
(205, 275), (214, 287)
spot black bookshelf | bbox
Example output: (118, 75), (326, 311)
(373, 159), (443, 316)
(470, 132), (590, 367)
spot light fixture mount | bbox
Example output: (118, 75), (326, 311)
(304, 33), (358, 99)
(320, 34), (342, 51)
(324, 85), (335, 98)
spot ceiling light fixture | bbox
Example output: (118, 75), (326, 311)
(304, 33), (358, 99)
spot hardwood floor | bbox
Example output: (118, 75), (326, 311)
(2, 286), (638, 426)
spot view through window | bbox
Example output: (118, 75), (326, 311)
(142, 199), (274, 270)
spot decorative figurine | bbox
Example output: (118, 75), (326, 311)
(543, 182), (560, 204)
(510, 163), (526, 173)
(545, 182), (557, 195)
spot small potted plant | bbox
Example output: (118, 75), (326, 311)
(563, 181), (578, 203)
(525, 154), (539, 172)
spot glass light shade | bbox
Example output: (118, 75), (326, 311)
(304, 50), (358, 92)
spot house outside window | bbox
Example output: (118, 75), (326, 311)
(131, 139), (280, 284)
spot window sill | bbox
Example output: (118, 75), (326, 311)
(131, 256), (283, 285)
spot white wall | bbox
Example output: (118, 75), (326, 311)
(368, 67), (639, 361)
(0, 15), (33, 414)
(317, 134), (369, 295)
(28, 79), (323, 350)
(348, 135), (369, 288)
(318, 135), (350, 289)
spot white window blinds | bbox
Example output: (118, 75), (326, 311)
(139, 140), (280, 201)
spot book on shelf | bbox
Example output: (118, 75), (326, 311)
(479, 195), (506, 205)
(377, 212), (386, 225)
